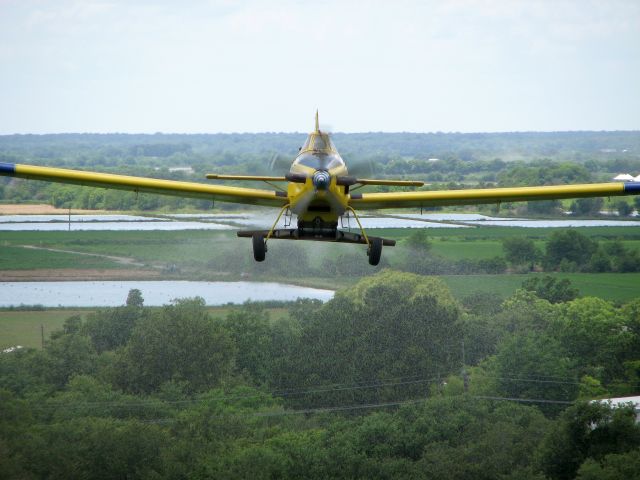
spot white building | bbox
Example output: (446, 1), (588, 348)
(613, 174), (635, 182)
(593, 396), (640, 423)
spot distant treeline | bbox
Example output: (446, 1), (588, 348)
(2, 130), (640, 160)
(2, 131), (640, 212)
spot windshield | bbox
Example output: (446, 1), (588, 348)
(292, 152), (344, 171)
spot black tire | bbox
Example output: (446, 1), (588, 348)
(368, 238), (383, 266)
(252, 234), (266, 262)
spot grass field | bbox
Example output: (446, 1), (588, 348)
(1, 230), (232, 268)
(285, 272), (639, 304)
(439, 272), (640, 303)
(0, 309), (91, 350)
(2, 226), (640, 269)
(0, 245), (125, 270)
(0, 306), (291, 350)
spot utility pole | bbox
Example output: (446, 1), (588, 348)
(41, 324), (45, 349)
(461, 338), (469, 393)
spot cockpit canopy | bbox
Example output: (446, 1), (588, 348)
(291, 130), (346, 173)
(299, 131), (337, 155)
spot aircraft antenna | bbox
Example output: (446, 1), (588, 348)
(315, 110), (319, 132)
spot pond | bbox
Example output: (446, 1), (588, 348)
(1, 213), (639, 230)
(0, 281), (335, 307)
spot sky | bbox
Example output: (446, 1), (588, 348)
(0, 0), (639, 134)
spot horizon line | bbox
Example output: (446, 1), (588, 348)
(2, 129), (640, 136)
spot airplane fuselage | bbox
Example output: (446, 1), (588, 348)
(287, 129), (350, 231)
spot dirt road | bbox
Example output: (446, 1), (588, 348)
(0, 204), (108, 215)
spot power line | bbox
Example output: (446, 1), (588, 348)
(30, 375), (442, 411)
(477, 374), (582, 386)
(136, 394), (577, 424)
(28, 371), (633, 412)
(474, 395), (573, 405)
(40, 368), (536, 411)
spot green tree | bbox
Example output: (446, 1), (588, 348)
(576, 448), (640, 479)
(117, 297), (236, 393)
(553, 297), (633, 383)
(288, 271), (462, 407)
(404, 398), (549, 480)
(497, 289), (558, 335)
(482, 331), (578, 408)
(544, 230), (598, 270)
(461, 292), (503, 315)
(502, 237), (540, 269)
(18, 417), (170, 479)
(615, 248), (640, 273)
(588, 248), (612, 272)
(126, 288), (144, 307)
(0, 348), (49, 395)
(44, 329), (97, 388)
(622, 299), (640, 362)
(527, 200), (562, 215)
(221, 307), (273, 385)
(403, 229), (432, 252)
(478, 255), (508, 274)
(570, 197), (604, 216)
(522, 276), (579, 303)
(615, 200), (633, 217)
(84, 306), (144, 353)
(536, 402), (640, 480)
(50, 185), (77, 208)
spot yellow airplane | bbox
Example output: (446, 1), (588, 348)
(1, 112), (639, 265)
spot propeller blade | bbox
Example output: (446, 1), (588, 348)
(347, 157), (377, 177)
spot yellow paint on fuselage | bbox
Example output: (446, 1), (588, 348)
(287, 163), (349, 223)
(287, 129), (350, 223)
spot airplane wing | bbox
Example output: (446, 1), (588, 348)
(349, 182), (640, 210)
(0, 162), (288, 208)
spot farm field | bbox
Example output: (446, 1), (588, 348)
(281, 271), (640, 303)
(0, 306), (290, 350)
(439, 272), (640, 303)
(2, 226), (640, 269)
(0, 309), (90, 350)
(2, 225), (639, 305)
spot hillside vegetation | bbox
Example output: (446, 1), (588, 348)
(1, 272), (639, 478)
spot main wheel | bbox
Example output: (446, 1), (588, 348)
(252, 234), (266, 262)
(367, 238), (383, 266)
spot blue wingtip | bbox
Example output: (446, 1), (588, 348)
(0, 162), (16, 175)
(624, 182), (640, 193)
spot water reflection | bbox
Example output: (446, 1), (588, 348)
(0, 281), (334, 307)
(0, 221), (234, 231)
(1, 213), (639, 231)
(459, 219), (640, 227)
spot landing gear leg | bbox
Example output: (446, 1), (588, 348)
(252, 203), (290, 262)
(345, 206), (383, 266)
